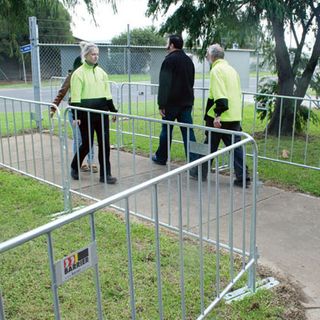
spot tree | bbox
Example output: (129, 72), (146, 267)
(0, 0), (73, 58)
(111, 26), (166, 46)
(0, 0), (116, 57)
(146, 0), (320, 135)
(111, 27), (166, 74)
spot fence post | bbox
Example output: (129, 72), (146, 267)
(29, 16), (42, 129)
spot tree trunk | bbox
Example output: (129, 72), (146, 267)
(267, 5), (320, 136)
(267, 18), (295, 136)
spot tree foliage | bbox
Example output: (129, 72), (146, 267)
(146, 0), (320, 135)
(0, 0), (116, 57)
(0, 0), (73, 57)
(111, 26), (166, 46)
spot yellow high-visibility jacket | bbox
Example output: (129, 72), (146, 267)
(207, 59), (242, 122)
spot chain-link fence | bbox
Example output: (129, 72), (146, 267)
(39, 43), (169, 84)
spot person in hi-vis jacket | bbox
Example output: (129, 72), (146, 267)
(191, 44), (250, 187)
(70, 41), (117, 184)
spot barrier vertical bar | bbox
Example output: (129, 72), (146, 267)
(47, 232), (61, 320)
(11, 100), (20, 171)
(304, 99), (311, 165)
(124, 198), (136, 320)
(3, 100), (12, 167)
(215, 158), (220, 297)
(177, 174), (186, 320)
(248, 143), (258, 292)
(152, 185), (164, 320)
(89, 213), (103, 320)
(229, 135), (235, 280)
(197, 166), (205, 315)
(61, 109), (72, 212)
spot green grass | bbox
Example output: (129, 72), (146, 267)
(249, 71), (276, 78)
(0, 169), (290, 319)
(0, 72), (210, 91)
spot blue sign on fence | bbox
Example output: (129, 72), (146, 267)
(20, 44), (32, 54)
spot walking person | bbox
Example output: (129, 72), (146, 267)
(51, 54), (97, 173)
(152, 34), (197, 165)
(70, 42), (117, 184)
(191, 44), (250, 186)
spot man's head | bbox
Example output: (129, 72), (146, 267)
(166, 34), (184, 52)
(206, 44), (224, 64)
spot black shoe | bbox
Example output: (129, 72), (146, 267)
(71, 168), (79, 180)
(100, 175), (117, 184)
(152, 155), (166, 165)
(234, 177), (251, 188)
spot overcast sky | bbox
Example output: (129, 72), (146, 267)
(70, 0), (158, 42)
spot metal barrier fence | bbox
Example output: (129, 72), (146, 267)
(118, 82), (320, 171)
(0, 96), (258, 319)
(0, 95), (69, 210)
(48, 78), (320, 172)
(0, 127), (258, 319)
(242, 91), (320, 171)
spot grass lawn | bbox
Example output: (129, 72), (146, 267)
(0, 169), (305, 319)
(0, 72), (211, 90)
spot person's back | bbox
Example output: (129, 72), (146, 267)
(152, 34), (198, 166)
(160, 50), (195, 109)
(208, 59), (242, 122)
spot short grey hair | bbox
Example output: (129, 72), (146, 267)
(207, 44), (224, 59)
(79, 41), (99, 62)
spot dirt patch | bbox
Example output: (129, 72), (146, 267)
(257, 264), (307, 320)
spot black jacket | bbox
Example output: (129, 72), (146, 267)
(158, 49), (195, 112)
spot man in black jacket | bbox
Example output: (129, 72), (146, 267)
(152, 34), (197, 165)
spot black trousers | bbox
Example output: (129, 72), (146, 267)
(71, 113), (111, 177)
(203, 119), (249, 180)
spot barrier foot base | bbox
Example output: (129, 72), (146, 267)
(223, 277), (280, 303)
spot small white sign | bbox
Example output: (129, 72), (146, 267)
(55, 242), (98, 286)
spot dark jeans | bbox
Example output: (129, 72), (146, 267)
(202, 119), (249, 180)
(71, 112), (111, 177)
(155, 107), (197, 163)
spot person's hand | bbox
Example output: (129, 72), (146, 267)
(50, 107), (56, 118)
(213, 116), (221, 128)
(159, 109), (165, 117)
(72, 119), (81, 127)
(112, 115), (116, 122)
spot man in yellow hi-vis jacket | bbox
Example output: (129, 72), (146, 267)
(191, 44), (250, 187)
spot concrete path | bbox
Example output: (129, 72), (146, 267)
(1, 133), (319, 319)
